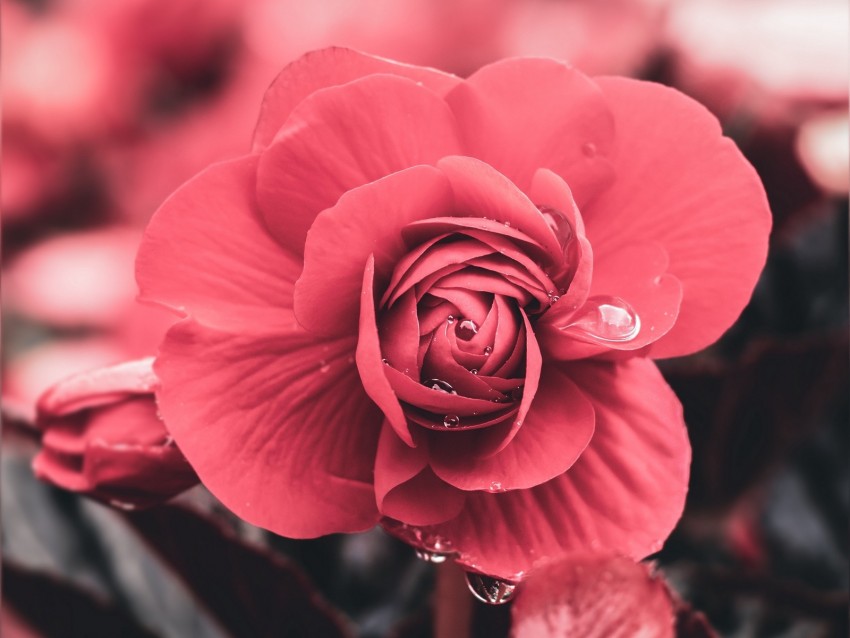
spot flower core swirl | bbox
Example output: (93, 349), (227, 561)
(376, 211), (577, 435)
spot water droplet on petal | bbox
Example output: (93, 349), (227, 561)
(503, 220), (512, 228)
(446, 315), (456, 324)
(455, 319), (478, 340)
(581, 141), (597, 157)
(483, 346), (493, 356)
(443, 415), (460, 428)
(469, 369), (478, 375)
(465, 573), (518, 605)
(381, 358), (389, 365)
(488, 481), (504, 493)
(424, 379), (457, 394)
(566, 295), (640, 342)
(415, 549), (448, 563)
(548, 294), (560, 304)
(537, 205), (574, 252)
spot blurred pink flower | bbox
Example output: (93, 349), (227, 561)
(665, 0), (848, 124)
(498, 0), (670, 76)
(511, 554), (678, 637)
(3, 227), (173, 411)
(795, 111), (849, 196)
(242, 0), (670, 77)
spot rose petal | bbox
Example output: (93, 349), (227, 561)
(295, 165), (453, 337)
(384, 365), (506, 419)
(432, 270), (536, 307)
(586, 77), (771, 358)
(356, 256), (415, 446)
(421, 322), (508, 402)
(427, 288), (491, 327)
(437, 156), (564, 258)
(36, 358), (158, 418)
(257, 76), (461, 256)
(382, 237), (495, 308)
(381, 467), (467, 527)
(478, 297), (521, 377)
(84, 437), (197, 503)
(156, 319), (382, 537)
(373, 421), (429, 511)
(402, 217), (550, 264)
(431, 358), (690, 578)
(429, 366), (594, 491)
(378, 290), (421, 380)
(490, 310), (541, 454)
(33, 396), (198, 507)
(528, 168), (594, 314)
(252, 47), (461, 152)
(445, 59), (615, 205)
(136, 156), (301, 332)
(538, 243), (683, 360)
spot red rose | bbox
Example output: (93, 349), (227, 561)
(33, 358), (198, 509)
(136, 48), (770, 579)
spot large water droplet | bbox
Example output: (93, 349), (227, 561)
(424, 379), (457, 394)
(455, 319), (479, 341)
(415, 549), (448, 564)
(566, 295), (640, 342)
(465, 573), (518, 605)
(443, 415), (460, 428)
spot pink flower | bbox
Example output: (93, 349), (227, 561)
(511, 554), (679, 636)
(33, 359), (198, 509)
(136, 48), (771, 578)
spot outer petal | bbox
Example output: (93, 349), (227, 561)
(527, 168), (593, 314)
(432, 358), (690, 578)
(445, 58), (615, 205)
(155, 318), (382, 537)
(295, 166), (452, 337)
(428, 366), (595, 492)
(381, 468), (467, 527)
(585, 77), (771, 359)
(374, 419), (465, 527)
(252, 47), (461, 152)
(256, 76), (461, 255)
(356, 256), (415, 446)
(136, 156), (301, 332)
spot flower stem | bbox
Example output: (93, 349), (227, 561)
(434, 561), (473, 638)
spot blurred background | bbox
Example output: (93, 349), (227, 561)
(2, 0), (847, 636)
